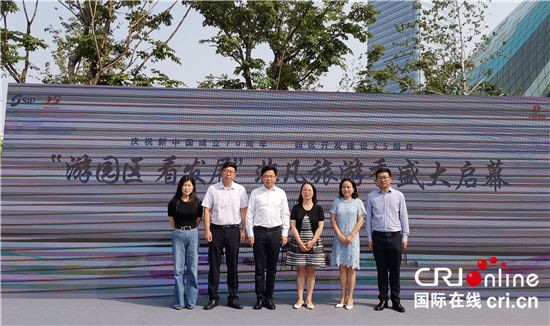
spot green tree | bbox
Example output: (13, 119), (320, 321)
(360, 0), (507, 95)
(190, 1), (378, 91)
(337, 44), (390, 93)
(43, 0), (190, 87)
(197, 74), (246, 89)
(1, 0), (48, 83)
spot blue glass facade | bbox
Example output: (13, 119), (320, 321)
(472, 1), (550, 97)
(368, 1), (420, 93)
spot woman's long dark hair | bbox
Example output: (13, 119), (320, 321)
(297, 182), (318, 204)
(173, 175), (199, 207)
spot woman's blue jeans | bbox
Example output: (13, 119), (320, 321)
(172, 227), (199, 308)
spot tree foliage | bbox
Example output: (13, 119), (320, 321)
(359, 0), (508, 95)
(197, 74), (246, 90)
(190, 0), (378, 91)
(43, 0), (189, 87)
(338, 44), (391, 93)
(1, 0), (48, 83)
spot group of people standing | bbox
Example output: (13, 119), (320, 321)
(167, 162), (409, 313)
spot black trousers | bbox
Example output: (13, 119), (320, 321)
(208, 225), (241, 301)
(253, 226), (282, 301)
(372, 231), (402, 304)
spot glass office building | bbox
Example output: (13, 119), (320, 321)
(368, 1), (549, 97)
(367, 1), (421, 93)
(471, 1), (550, 97)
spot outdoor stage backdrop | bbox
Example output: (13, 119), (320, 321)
(2, 84), (548, 300)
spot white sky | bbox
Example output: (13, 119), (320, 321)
(1, 0), (524, 133)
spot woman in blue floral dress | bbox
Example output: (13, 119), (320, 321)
(330, 178), (366, 310)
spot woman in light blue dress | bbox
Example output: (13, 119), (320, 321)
(330, 178), (366, 310)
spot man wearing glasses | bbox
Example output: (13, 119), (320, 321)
(202, 161), (248, 310)
(246, 165), (290, 310)
(366, 167), (409, 313)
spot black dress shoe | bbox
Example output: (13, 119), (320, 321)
(374, 300), (388, 311)
(393, 303), (405, 313)
(203, 300), (219, 310)
(253, 300), (263, 310)
(264, 300), (276, 310)
(227, 300), (244, 309)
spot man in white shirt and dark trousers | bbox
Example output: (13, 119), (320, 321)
(246, 165), (290, 310)
(366, 168), (409, 313)
(202, 161), (248, 310)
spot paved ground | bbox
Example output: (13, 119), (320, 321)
(2, 297), (549, 326)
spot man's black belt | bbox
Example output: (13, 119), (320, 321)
(255, 225), (282, 232)
(176, 225), (197, 230)
(373, 230), (401, 237)
(211, 223), (240, 229)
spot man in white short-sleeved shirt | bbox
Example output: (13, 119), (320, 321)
(202, 161), (248, 310)
(246, 165), (290, 310)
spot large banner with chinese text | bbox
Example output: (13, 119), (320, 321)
(2, 84), (548, 300)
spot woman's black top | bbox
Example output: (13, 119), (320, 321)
(168, 198), (203, 228)
(291, 204), (325, 234)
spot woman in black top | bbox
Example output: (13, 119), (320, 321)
(168, 175), (202, 310)
(286, 182), (325, 310)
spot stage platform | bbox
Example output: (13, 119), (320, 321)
(2, 297), (549, 326)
